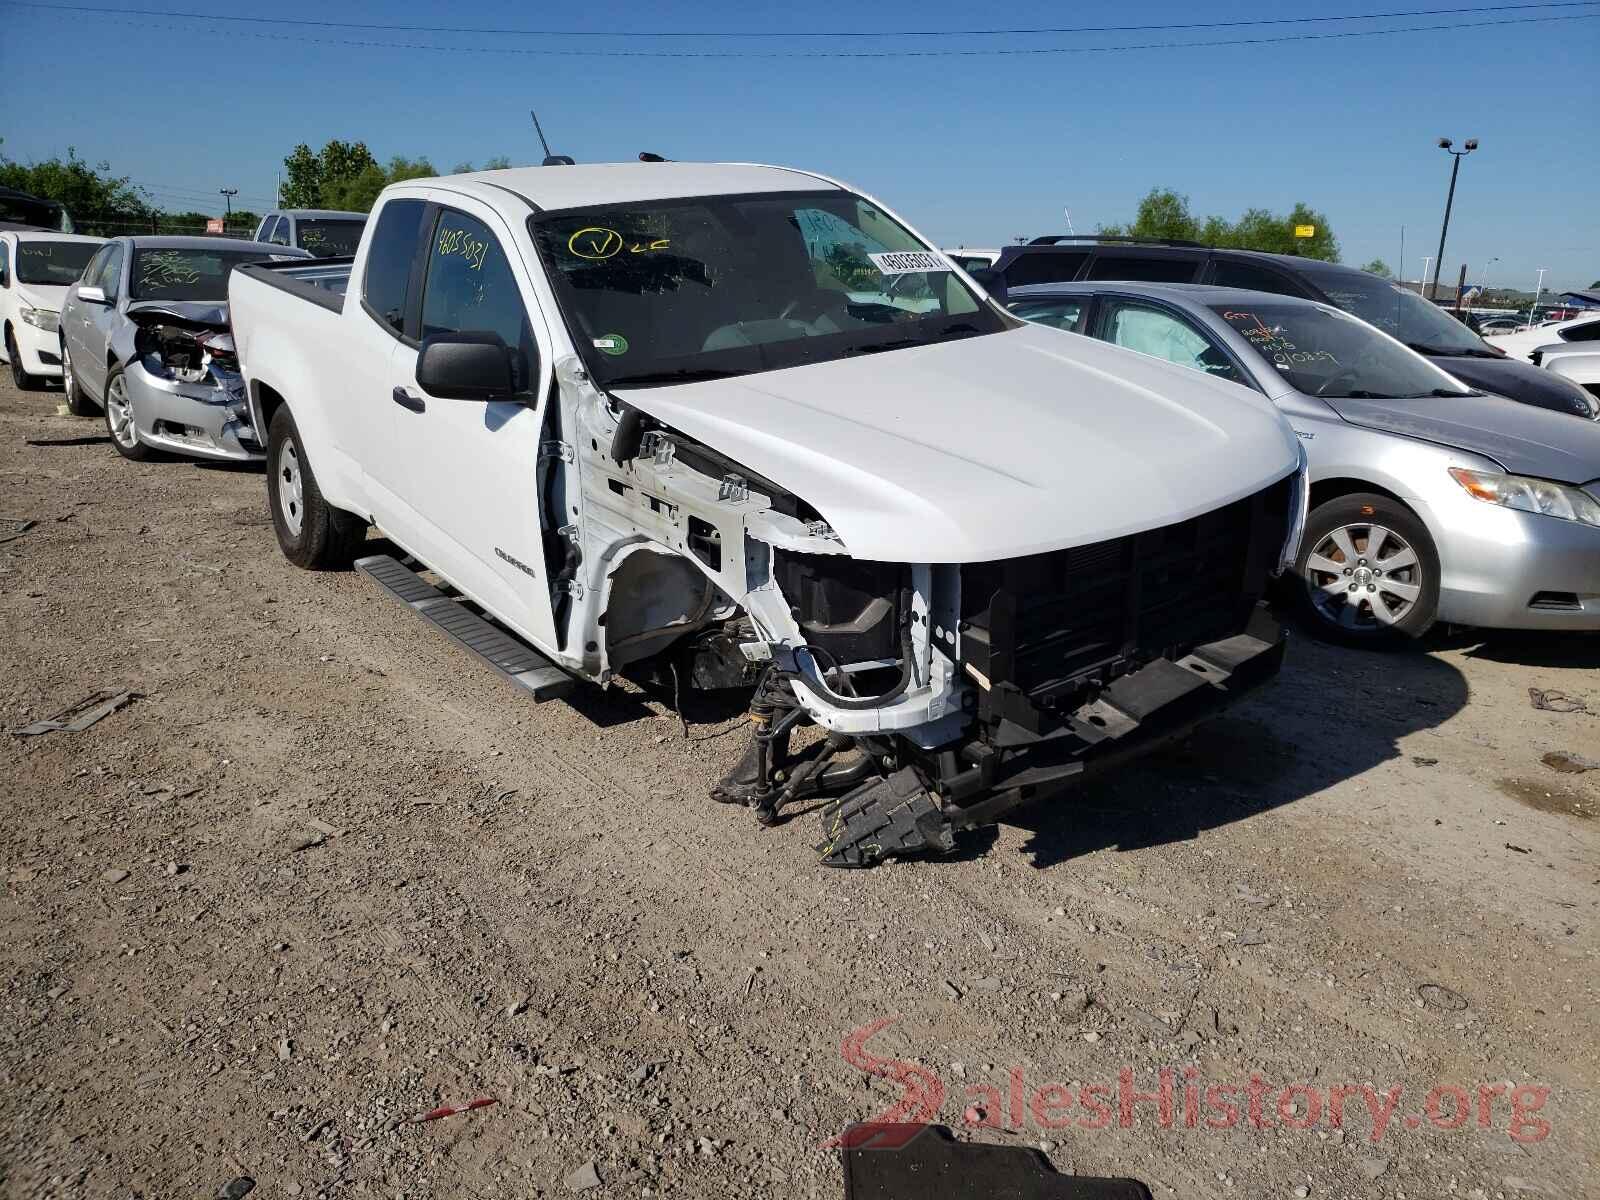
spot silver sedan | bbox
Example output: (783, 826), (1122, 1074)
(1005, 282), (1600, 642)
(58, 236), (308, 462)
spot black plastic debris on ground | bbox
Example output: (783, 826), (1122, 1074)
(11, 689), (141, 736)
(840, 1124), (1151, 1199)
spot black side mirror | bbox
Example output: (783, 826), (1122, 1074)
(416, 332), (518, 401)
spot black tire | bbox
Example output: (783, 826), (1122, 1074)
(266, 404), (368, 569)
(6, 328), (44, 391)
(103, 365), (156, 462)
(61, 336), (98, 416)
(1294, 493), (1440, 645)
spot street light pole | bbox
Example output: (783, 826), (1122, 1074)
(1428, 137), (1478, 301)
(1420, 255), (1433, 294)
(1527, 267), (1547, 327)
(219, 188), (237, 219)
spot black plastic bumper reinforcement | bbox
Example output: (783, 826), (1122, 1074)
(354, 554), (574, 702)
(816, 607), (1285, 868)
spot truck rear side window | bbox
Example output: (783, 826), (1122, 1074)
(363, 199), (428, 337)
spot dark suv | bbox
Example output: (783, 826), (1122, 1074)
(975, 238), (1597, 420)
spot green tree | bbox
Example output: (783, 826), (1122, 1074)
(278, 139), (379, 209)
(1100, 187), (1341, 262)
(1361, 259), (1394, 278)
(0, 145), (153, 232)
(321, 155), (437, 212)
(1098, 187), (1200, 242)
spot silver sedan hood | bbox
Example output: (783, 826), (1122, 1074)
(125, 300), (229, 328)
(1327, 393), (1600, 485)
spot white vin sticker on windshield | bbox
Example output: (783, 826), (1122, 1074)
(868, 250), (952, 275)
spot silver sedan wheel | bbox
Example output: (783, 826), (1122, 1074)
(1304, 522), (1424, 631)
(62, 342), (77, 404)
(105, 374), (139, 449)
(277, 436), (305, 538)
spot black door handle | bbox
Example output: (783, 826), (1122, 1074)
(392, 387), (426, 413)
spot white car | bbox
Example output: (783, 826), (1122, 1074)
(228, 161), (1305, 866)
(1485, 313), (1600, 362)
(0, 229), (104, 390)
(1537, 342), (1600, 405)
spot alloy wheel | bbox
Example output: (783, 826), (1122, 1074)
(106, 375), (139, 449)
(1303, 522), (1424, 632)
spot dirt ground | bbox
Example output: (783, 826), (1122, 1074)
(1, 373), (1596, 1200)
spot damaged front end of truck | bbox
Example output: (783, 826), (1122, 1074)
(116, 303), (260, 460)
(544, 351), (1307, 868)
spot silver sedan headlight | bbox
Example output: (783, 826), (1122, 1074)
(1449, 467), (1600, 527)
(19, 304), (59, 333)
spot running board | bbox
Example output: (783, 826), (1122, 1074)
(354, 554), (574, 702)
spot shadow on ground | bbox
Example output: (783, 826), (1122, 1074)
(1001, 637), (1471, 868)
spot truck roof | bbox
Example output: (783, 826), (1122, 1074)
(413, 161), (841, 212)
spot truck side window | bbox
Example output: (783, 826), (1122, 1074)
(269, 217), (291, 247)
(363, 199), (428, 338)
(420, 209), (534, 381)
(1100, 299), (1245, 385)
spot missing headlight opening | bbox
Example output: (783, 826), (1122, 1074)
(132, 313), (239, 389)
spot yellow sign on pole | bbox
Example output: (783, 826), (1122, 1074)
(1294, 224), (1316, 239)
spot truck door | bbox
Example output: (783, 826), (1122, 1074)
(375, 199), (559, 653)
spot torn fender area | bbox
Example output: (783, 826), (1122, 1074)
(556, 359), (958, 725)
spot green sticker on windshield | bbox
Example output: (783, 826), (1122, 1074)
(594, 333), (629, 356)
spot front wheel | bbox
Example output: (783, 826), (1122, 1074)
(266, 404), (368, 569)
(6, 329), (44, 391)
(103, 367), (155, 461)
(61, 337), (97, 416)
(1294, 493), (1440, 644)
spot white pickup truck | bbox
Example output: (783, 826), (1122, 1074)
(229, 162), (1306, 866)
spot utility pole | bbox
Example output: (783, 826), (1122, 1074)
(1527, 267), (1547, 327)
(219, 188), (238, 220)
(1429, 137), (1478, 301)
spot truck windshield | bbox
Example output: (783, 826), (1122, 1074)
(296, 219), (365, 258)
(16, 241), (100, 285)
(130, 248), (280, 302)
(1213, 302), (1475, 399)
(530, 190), (1004, 385)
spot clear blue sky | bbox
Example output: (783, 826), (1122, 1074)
(3, 0), (1596, 290)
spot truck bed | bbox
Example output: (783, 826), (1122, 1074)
(234, 256), (353, 314)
